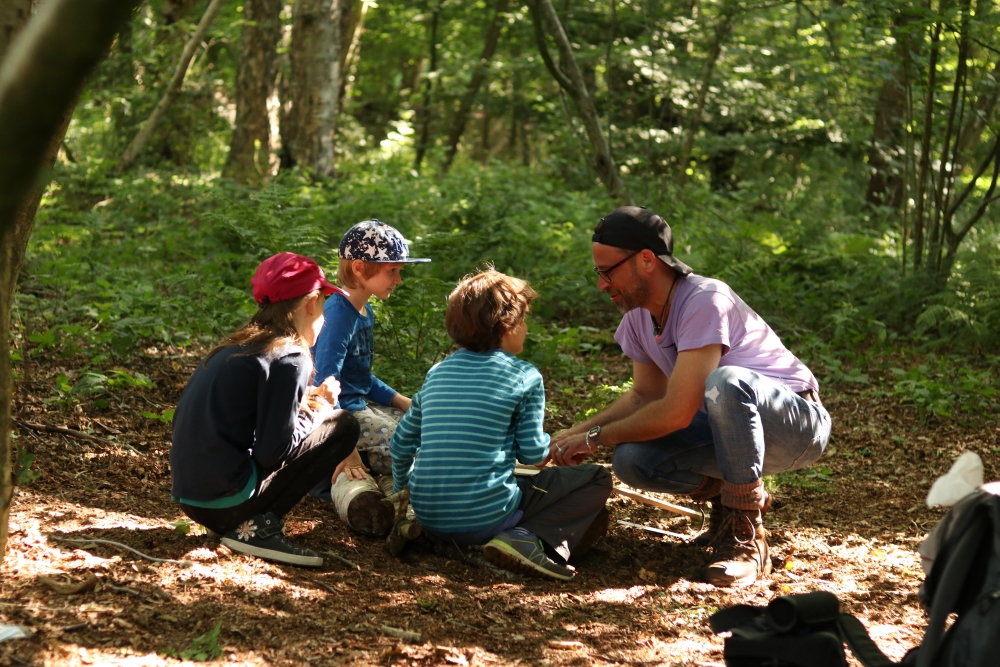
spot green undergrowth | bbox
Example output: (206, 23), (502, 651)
(10, 161), (1000, 428)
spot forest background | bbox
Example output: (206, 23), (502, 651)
(4, 0), (1000, 551)
(4, 0), (1000, 544)
(0, 0), (999, 662)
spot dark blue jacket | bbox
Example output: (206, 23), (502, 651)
(170, 343), (317, 502)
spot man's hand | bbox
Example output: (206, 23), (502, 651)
(312, 376), (341, 406)
(333, 447), (369, 482)
(550, 432), (593, 467)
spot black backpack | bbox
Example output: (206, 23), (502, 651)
(709, 490), (1000, 667)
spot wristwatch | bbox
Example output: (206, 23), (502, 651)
(586, 426), (602, 452)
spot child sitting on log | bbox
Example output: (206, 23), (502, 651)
(390, 268), (612, 580)
(311, 220), (430, 499)
(170, 253), (360, 567)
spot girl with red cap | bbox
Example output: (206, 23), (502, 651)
(169, 253), (360, 567)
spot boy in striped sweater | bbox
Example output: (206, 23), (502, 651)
(390, 269), (612, 580)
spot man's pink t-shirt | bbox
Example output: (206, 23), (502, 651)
(614, 274), (819, 394)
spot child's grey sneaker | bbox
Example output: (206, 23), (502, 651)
(221, 512), (323, 567)
(484, 530), (575, 581)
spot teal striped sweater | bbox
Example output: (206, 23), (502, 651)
(390, 348), (550, 533)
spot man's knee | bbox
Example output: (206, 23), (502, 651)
(703, 366), (755, 409)
(611, 444), (650, 489)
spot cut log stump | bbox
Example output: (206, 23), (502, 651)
(331, 473), (394, 538)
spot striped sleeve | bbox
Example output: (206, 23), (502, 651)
(513, 369), (550, 465)
(390, 391), (422, 492)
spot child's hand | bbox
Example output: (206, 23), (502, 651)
(312, 376), (341, 406)
(391, 393), (412, 412)
(334, 447), (369, 482)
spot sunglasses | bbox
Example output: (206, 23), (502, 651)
(593, 251), (639, 283)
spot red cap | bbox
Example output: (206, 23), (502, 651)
(250, 253), (343, 304)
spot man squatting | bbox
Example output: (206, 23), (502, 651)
(551, 206), (832, 587)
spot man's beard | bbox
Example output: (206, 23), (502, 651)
(611, 280), (649, 314)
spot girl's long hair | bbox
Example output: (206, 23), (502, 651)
(204, 291), (317, 365)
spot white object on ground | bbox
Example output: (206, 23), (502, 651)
(0, 625), (32, 642)
(927, 451), (984, 508)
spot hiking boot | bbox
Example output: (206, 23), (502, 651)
(701, 507), (771, 587)
(484, 529), (576, 581)
(693, 492), (772, 547)
(221, 512), (323, 567)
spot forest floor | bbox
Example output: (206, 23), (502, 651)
(1, 345), (997, 667)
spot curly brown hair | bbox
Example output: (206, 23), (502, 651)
(446, 268), (537, 352)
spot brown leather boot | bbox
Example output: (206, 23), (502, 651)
(692, 491), (772, 547)
(701, 506), (771, 587)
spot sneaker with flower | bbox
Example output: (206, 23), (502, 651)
(221, 512), (323, 567)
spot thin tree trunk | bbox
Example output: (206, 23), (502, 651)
(413, 0), (441, 172)
(286, 0), (342, 177)
(440, 0), (509, 173)
(912, 21), (943, 269)
(529, 0), (631, 204)
(116, 0), (225, 173)
(928, 4), (970, 274)
(865, 10), (916, 209)
(0, 0), (138, 562)
(223, 0), (282, 185)
(339, 0), (367, 106)
(678, 1), (737, 183)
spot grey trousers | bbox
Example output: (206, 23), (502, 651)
(516, 463), (613, 562)
(425, 463), (613, 562)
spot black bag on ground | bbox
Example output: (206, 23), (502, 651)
(709, 489), (1000, 667)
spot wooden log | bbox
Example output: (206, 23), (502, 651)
(330, 473), (394, 537)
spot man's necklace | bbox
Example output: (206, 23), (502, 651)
(652, 272), (682, 339)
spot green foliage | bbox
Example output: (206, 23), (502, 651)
(890, 356), (1000, 425)
(766, 465), (835, 494)
(142, 408), (176, 423)
(176, 621), (224, 662)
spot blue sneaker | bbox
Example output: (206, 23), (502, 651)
(484, 530), (575, 581)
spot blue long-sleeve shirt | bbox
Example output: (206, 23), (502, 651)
(312, 292), (397, 412)
(390, 349), (551, 533)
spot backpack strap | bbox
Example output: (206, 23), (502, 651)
(917, 508), (991, 667)
(709, 604), (765, 634)
(837, 614), (896, 667)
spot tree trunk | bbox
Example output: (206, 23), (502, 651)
(440, 0), (509, 173)
(286, 0), (342, 177)
(912, 21), (944, 269)
(0, 0), (138, 561)
(529, 0), (631, 205)
(865, 10), (917, 209)
(223, 0), (282, 185)
(678, 1), (737, 183)
(339, 0), (366, 107)
(0, 0), (32, 58)
(116, 0), (225, 173)
(413, 0), (441, 173)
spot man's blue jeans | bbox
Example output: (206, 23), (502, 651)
(612, 366), (832, 494)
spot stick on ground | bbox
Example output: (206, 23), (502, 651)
(612, 486), (702, 519)
(48, 535), (194, 567)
